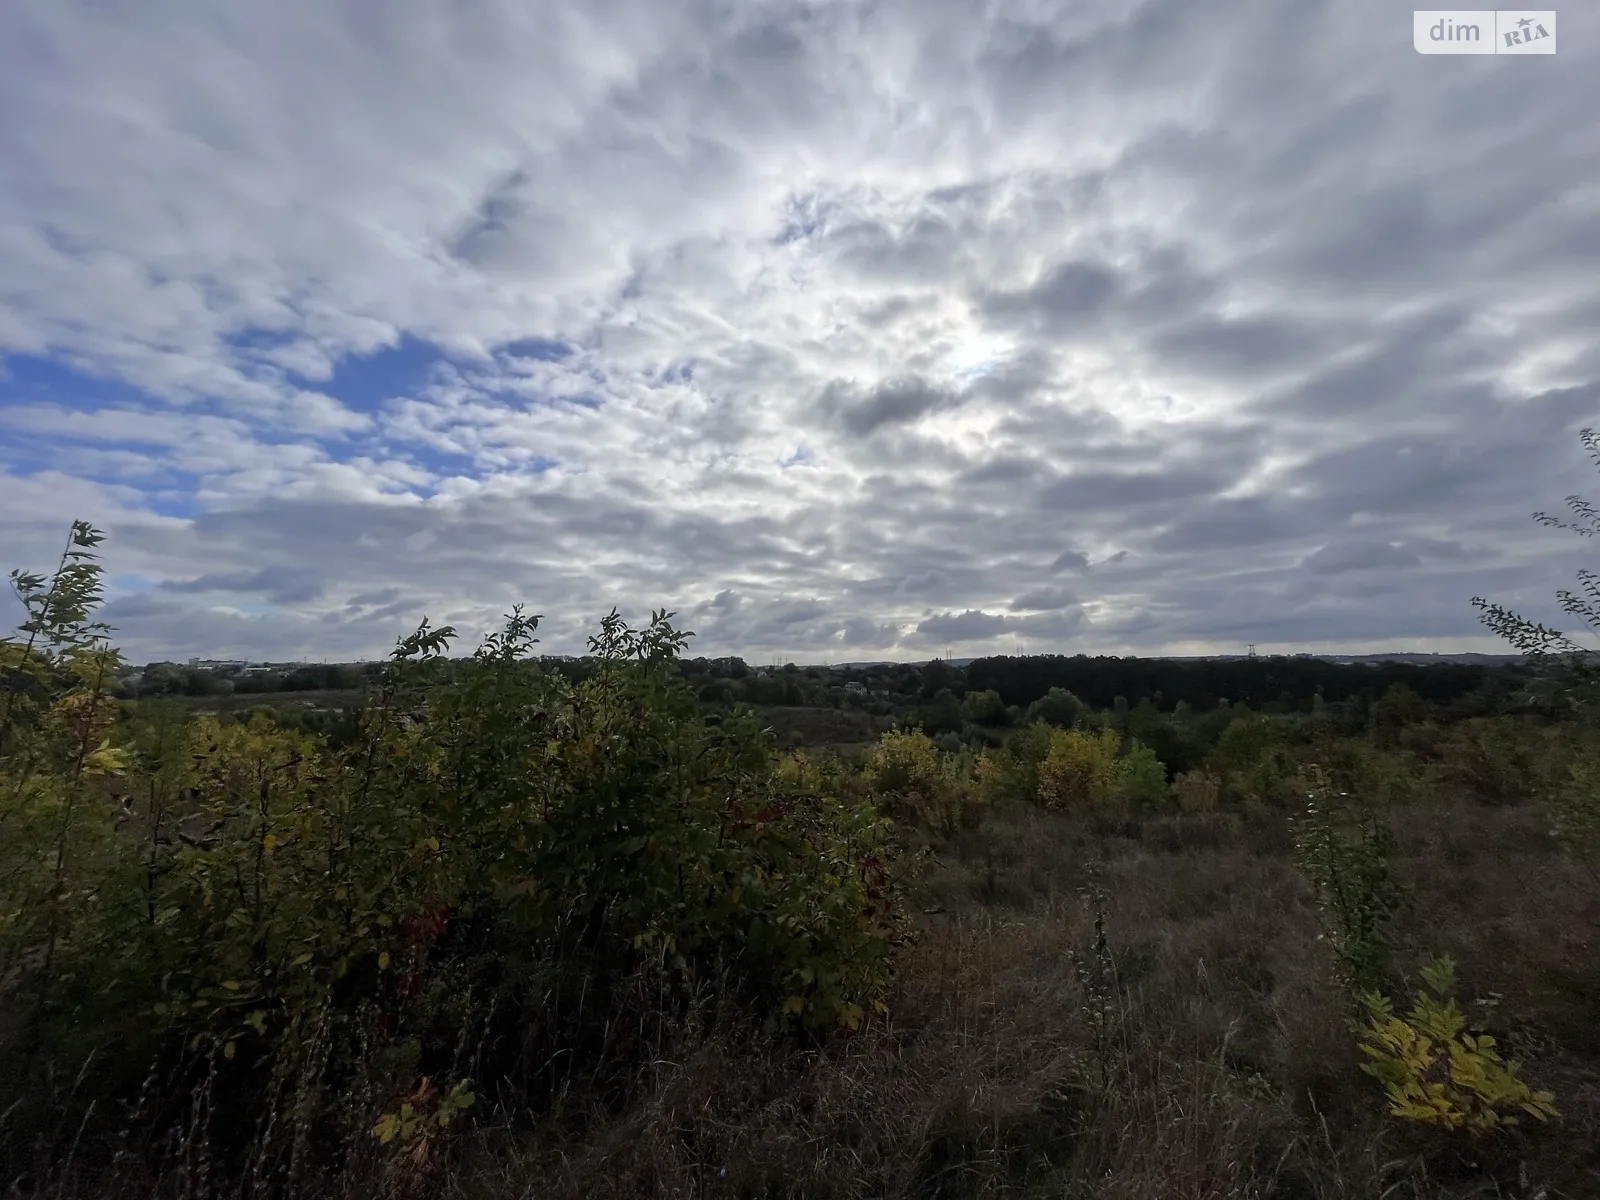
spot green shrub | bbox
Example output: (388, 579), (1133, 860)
(1551, 723), (1600, 875)
(1024, 687), (1083, 729)
(1115, 738), (1169, 812)
(1359, 955), (1558, 1134)
(864, 728), (981, 835)
(1436, 717), (1540, 806)
(1036, 728), (1121, 811)
(1208, 714), (1299, 806)
(1, 522), (905, 1181)
(1291, 766), (1402, 994)
(974, 721), (1053, 805)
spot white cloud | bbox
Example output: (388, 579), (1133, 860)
(2, 0), (1598, 663)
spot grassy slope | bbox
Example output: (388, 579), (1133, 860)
(443, 798), (1600, 1199)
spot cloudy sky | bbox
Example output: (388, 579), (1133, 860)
(1, 0), (1597, 665)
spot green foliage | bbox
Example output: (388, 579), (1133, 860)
(1292, 766), (1402, 994)
(1435, 717), (1540, 806)
(373, 1076), (476, 1179)
(1024, 687), (1083, 729)
(1036, 727), (1121, 811)
(1207, 713), (1299, 806)
(0, 521), (127, 1041)
(1550, 723), (1600, 874)
(1359, 956), (1558, 1135)
(1472, 427), (1600, 714)
(864, 728), (944, 797)
(973, 721), (1052, 806)
(864, 728), (979, 836)
(1, 523), (906, 1178)
(1372, 683), (1425, 749)
(1114, 738), (1169, 812)
(962, 687), (1008, 727)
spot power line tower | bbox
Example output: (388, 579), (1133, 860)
(1247, 643), (1257, 659)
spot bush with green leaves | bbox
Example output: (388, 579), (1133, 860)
(962, 687), (1008, 727)
(972, 720), (1053, 806)
(1291, 765), (1403, 994)
(1036, 727), (1121, 811)
(1435, 716), (1540, 806)
(1024, 687), (1083, 729)
(1, 522), (905, 1181)
(1472, 425), (1600, 869)
(863, 727), (980, 835)
(1208, 713), (1300, 806)
(1114, 738), (1169, 812)
(1359, 955), (1558, 1135)
(1549, 721), (1600, 877)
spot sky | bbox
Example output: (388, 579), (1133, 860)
(2, 0), (1598, 666)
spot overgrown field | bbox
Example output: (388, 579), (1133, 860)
(3, 523), (1598, 1199)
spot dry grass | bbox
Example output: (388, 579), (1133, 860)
(18, 794), (1600, 1200)
(420, 793), (1600, 1200)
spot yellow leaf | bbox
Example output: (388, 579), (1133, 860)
(220, 980), (240, 992)
(223, 1040), (236, 1060)
(263, 833), (279, 854)
(782, 995), (805, 1015)
(378, 951), (391, 971)
(83, 739), (132, 777)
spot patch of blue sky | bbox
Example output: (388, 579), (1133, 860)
(0, 353), (157, 412)
(141, 492), (204, 519)
(310, 332), (449, 414)
(781, 446), (812, 468)
(0, 440), (56, 476)
(0, 425), (186, 499)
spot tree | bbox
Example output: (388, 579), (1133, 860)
(962, 688), (1008, 727)
(1473, 426), (1600, 714)
(1036, 728), (1121, 810)
(1372, 683), (1425, 748)
(1116, 739), (1170, 811)
(922, 688), (965, 736)
(1025, 687), (1083, 729)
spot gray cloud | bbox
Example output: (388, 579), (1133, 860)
(1, 0), (1597, 663)
(160, 568), (327, 605)
(820, 374), (964, 437)
(916, 610), (1016, 643)
(1011, 586), (1079, 611)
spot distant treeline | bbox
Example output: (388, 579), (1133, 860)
(958, 654), (1525, 711)
(118, 649), (1533, 715)
(115, 661), (381, 698)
